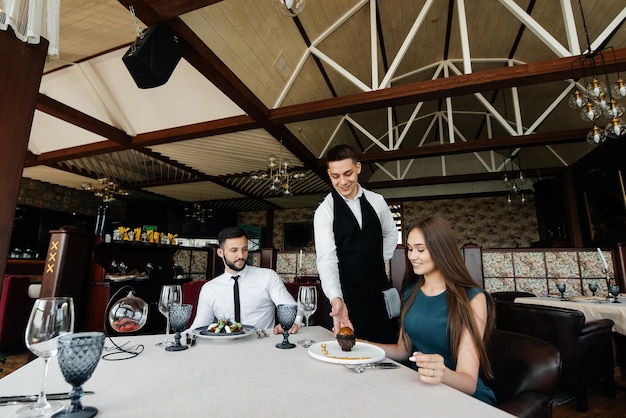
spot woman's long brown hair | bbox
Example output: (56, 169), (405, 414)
(399, 215), (495, 378)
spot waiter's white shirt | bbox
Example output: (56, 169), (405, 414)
(313, 185), (397, 303)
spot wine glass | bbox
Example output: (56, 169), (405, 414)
(609, 285), (621, 303)
(157, 285), (182, 347)
(275, 304), (298, 349)
(18, 297), (75, 417)
(296, 286), (317, 348)
(54, 332), (105, 418)
(556, 283), (566, 300)
(588, 282), (598, 297)
(166, 304), (193, 352)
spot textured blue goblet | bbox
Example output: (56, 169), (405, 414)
(609, 285), (621, 303)
(166, 304), (192, 352)
(53, 332), (105, 418)
(275, 304), (297, 349)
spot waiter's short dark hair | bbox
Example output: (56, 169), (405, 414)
(218, 227), (248, 247)
(326, 144), (357, 164)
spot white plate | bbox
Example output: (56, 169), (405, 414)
(191, 325), (256, 340)
(308, 341), (386, 365)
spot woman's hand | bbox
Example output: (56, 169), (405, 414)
(410, 351), (447, 384)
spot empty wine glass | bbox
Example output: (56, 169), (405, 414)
(157, 285), (182, 347)
(18, 297), (75, 417)
(588, 282), (598, 297)
(275, 304), (298, 349)
(297, 286), (317, 348)
(145, 262), (154, 279)
(609, 285), (621, 303)
(556, 283), (566, 300)
(166, 304), (193, 352)
(54, 332), (105, 418)
(118, 261), (128, 275)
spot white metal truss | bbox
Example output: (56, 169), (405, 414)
(274, 0), (623, 180)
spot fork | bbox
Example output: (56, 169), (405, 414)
(343, 364), (367, 373)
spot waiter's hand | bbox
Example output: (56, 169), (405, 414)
(330, 297), (353, 335)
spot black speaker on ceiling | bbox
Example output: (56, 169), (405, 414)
(122, 25), (183, 89)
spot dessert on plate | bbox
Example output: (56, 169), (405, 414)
(336, 327), (356, 351)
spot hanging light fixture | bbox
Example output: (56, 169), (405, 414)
(274, 0), (306, 17)
(567, 0), (626, 144)
(250, 142), (306, 196)
(183, 203), (213, 223)
(82, 178), (129, 202)
(503, 154), (527, 204)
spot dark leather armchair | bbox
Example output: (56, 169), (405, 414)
(490, 291), (536, 303)
(496, 301), (615, 412)
(486, 329), (561, 418)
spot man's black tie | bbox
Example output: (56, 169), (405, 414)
(232, 275), (241, 322)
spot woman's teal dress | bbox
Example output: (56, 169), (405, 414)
(403, 286), (497, 405)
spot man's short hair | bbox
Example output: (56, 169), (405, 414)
(218, 227), (248, 248)
(326, 144), (357, 164)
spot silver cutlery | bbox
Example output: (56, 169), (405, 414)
(343, 362), (400, 373)
(0, 391), (94, 406)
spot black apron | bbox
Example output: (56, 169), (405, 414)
(332, 190), (399, 343)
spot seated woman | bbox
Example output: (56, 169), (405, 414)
(373, 215), (496, 405)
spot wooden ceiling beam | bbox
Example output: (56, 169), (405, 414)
(164, 17), (325, 180)
(24, 141), (128, 167)
(36, 93), (131, 145)
(117, 0), (225, 26)
(353, 128), (589, 165)
(365, 167), (566, 190)
(269, 48), (626, 124)
(132, 115), (258, 147)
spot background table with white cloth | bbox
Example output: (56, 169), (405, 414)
(0, 326), (511, 417)
(514, 296), (626, 334)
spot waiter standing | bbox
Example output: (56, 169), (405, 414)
(314, 144), (399, 343)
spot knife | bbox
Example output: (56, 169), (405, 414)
(0, 391), (94, 405)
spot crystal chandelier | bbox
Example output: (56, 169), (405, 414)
(567, 0), (626, 144)
(250, 145), (306, 197)
(82, 178), (129, 202)
(503, 155), (526, 204)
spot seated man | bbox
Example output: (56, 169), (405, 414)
(188, 226), (300, 334)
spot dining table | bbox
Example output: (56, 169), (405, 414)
(0, 326), (512, 417)
(514, 295), (626, 334)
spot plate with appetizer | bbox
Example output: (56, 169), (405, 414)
(192, 319), (256, 340)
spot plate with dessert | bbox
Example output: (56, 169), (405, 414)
(307, 327), (386, 365)
(192, 319), (256, 340)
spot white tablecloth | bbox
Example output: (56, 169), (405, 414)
(0, 326), (511, 417)
(515, 296), (626, 334)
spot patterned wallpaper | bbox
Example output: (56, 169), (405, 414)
(18, 178), (126, 219)
(483, 249), (616, 298)
(239, 195), (538, 250)
(402, 196), (539, 249)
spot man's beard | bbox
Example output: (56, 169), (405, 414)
(225, 258), (246, 272)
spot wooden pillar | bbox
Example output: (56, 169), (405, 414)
(562, 170), (584, 247)
(0, 27), (49, 290)
(40, 227), (93, 325)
